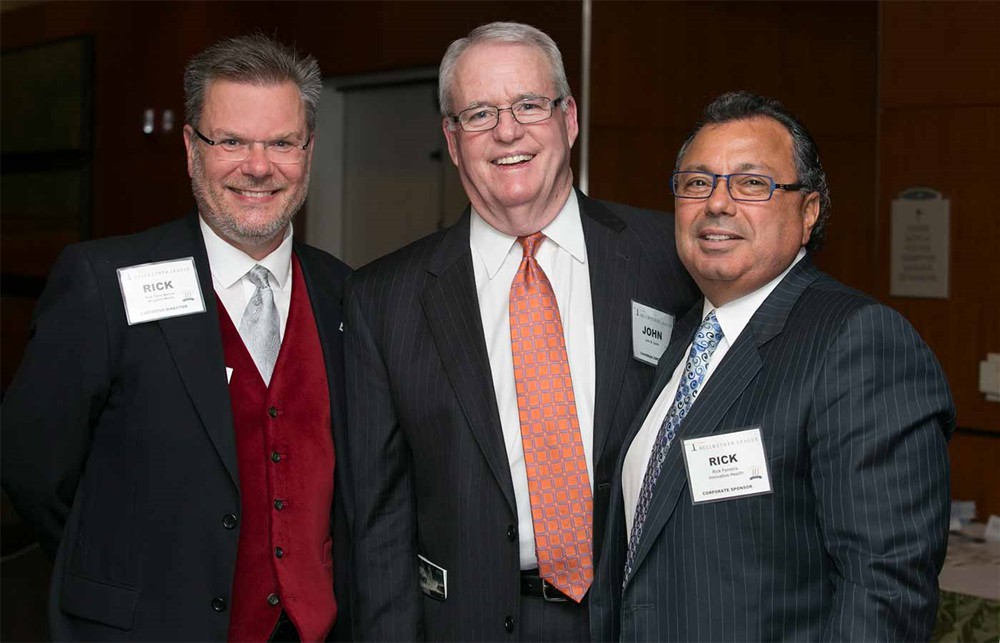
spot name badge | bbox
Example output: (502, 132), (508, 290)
(632, 300), (674, 366)
(681, 427), (772, 504)
(117, 258), (206, 325)
(418, 554), (447, 601)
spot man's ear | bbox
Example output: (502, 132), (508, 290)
(443, 117), (460, 167)
(562, 96), (579, 148)
(183, 124), (197, 178)
(800, 191), (820, 246)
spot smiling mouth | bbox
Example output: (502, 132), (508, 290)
(492, 154), (534, 166)
(229, 188), (279, 198)
(702, 233), (740, 241)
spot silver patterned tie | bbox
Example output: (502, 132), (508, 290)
(239, 265), (280, 385)
(624, 310), (723, 583)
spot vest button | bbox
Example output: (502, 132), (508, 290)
(222, 514), (238, 530)
(274, 499), (284, 511)
(275, 547), (284, 559)
(270, 451), (281, 463)
(506, 524), (517, 541)
(504, 615), (515, 632)
(211, 597), (227, 612)
(268, 406), (278, 418)
(267, 593), (280, 607)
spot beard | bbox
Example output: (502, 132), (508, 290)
(190, 149), (310, 251)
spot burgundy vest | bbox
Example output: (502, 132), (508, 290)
(218, 255), (337, 642)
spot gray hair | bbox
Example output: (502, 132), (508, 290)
(438, 21), (571, 126)
(184, 33), (321, 133)
(675, 91), (832, 252)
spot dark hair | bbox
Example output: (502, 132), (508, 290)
(184, 33), (321, 132)
(676, 91), (831, 251)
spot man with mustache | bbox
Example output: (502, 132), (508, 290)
(2, 34), (352, 642)
(345, 21), (698, 641)
(590, 91), (954, 642)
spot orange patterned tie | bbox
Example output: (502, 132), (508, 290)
(509, 232), (594, 602)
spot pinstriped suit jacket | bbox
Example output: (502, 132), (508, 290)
(344, 192), (699, 641)
(590, 256), (955, 642)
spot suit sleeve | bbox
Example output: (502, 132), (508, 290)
(1, 245), (112, 559)
(809, 303), (953, 641)
(343, 279), (423, 641)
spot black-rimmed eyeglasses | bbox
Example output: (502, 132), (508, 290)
(450, 96), (564, 132)
(671, 171), (806, 202)
(191, 127), (312, 165)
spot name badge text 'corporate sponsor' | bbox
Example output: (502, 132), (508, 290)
(117, 257), (206, 325)
(681, 427), (773, 504)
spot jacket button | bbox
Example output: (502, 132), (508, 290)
(506, 524), (517, 541)
(222, 514), (237, 530)
(504, 615), (515, 632)
(270, 451), (281, 463)
(268, 406), (278, 418)
(267, 593), (280, 607)
(275, 547), (284, 559)
(274, 499), (284, 511)
(211, 597), (227, 612)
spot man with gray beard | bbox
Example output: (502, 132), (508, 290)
(1, 34), (352, 642)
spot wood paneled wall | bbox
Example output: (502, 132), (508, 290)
(877, 0), (1000, 516)
(588, 1), (880, 295)
(1, 1), (997, 613)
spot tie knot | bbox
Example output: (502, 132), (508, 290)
(517, 232), (546, 259)
(698, 310), (723, 344)
(247, 265), (271, 289)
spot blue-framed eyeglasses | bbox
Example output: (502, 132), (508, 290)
(671, 171), (806, 202)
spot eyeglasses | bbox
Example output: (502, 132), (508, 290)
(450, 96), (563, 132)
(191, 127), (312, 164)
(671, 171), (805, 202)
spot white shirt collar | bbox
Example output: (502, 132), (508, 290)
(469, 190), (586, 279)
(704, 248), (806, 345)
(198, 217), (294, 288)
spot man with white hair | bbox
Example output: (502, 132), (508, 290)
(345, 21), (698, 641)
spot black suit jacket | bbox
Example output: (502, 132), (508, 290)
(590, 257), (955, 642)
(344, 192), (699, 641)
(1, 215), (353, 641)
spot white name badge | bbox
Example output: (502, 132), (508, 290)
(117, 258), (206, 325)
(681, 427), (773, 504)
(632, 300), (674, 366)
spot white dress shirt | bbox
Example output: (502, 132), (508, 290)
(623, 249), (806, 537)
(199, 218), (294, 377)
(470, 191), (596, 570)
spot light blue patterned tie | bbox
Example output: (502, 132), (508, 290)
(239, 265), (280, 385)
(623, 310), (723, 584)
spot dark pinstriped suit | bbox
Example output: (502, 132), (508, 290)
(344, 191), (699, 641)
(590, 256), (954, 642)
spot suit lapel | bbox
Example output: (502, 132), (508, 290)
(579, 193), (639, 465)
(421, 213), (516, 511)
(154, 216), (238, 487)
(626, 257), (823, 582)
(295, 243), (350, 514)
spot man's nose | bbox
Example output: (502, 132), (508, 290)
(492, 108), (524, 142)
(241, 142), (273, 176)
(705, 176), (737, 215)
